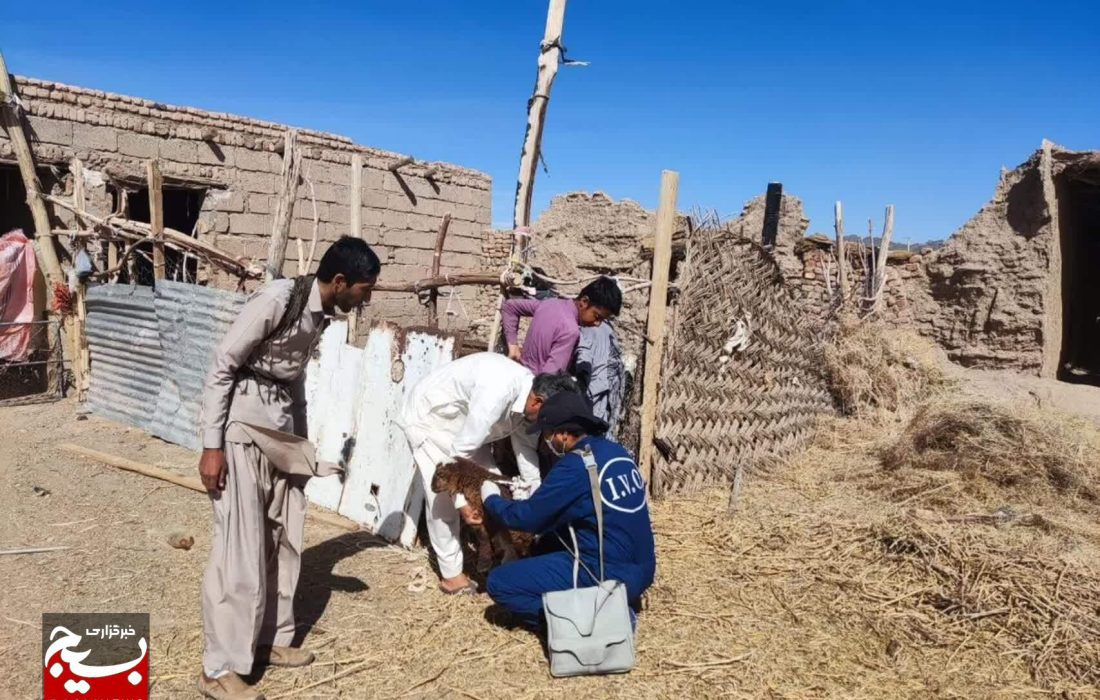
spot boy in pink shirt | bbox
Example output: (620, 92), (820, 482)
(501, 276), (622, 374)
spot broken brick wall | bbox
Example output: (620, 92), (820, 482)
(0, 76), (491, 339)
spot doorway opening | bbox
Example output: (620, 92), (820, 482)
(1057, 170), (1100, 385)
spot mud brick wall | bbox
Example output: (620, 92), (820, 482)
(0, 76), (491, 338)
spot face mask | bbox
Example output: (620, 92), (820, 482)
(544, 437), (563, 456)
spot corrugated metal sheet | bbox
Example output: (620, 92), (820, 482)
(152, 281), (245, 449)
(86, 281), (458, 542)
(86, 283), (160, 432)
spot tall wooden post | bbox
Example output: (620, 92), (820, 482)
(71, 158), (90, 401)
(350, 153), (363, 239)
(834, 200), (846, 304)
(347, 153), (363, 342)
(638, 170), (679, 493)
(871, 205), (895, 308)
(147, 160), (165, 281)
(486, 0), (568, 350)
(0, 51), (63, 287)
(266, 129), (301, 281)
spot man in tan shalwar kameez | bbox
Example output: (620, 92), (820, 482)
(196, 237), (380, 700)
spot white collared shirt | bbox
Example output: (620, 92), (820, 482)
(398, 352), (541, 488)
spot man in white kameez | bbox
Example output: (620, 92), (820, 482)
(398, 353), (579, 594)
(197, 237), (379, 700)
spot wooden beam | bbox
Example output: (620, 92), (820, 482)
(834, 200), (846, 305)
(266, 129), (301, 280)
(388, 156), (414, 172)
(147, 160), (165, 281)
(427, 213), (453, 328)
(0, 51), (63, 287)
(638, 170), (679, 493)
(58, 443), (359, 532)
(42, 193), (261, 278)
(373, 272), (502, 294)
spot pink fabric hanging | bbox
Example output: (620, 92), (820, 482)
(0, 229), (38, 362)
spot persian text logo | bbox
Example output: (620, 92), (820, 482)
(42, 613), (149, 700)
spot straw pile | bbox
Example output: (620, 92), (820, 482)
(882, 399), (1100, 505)
(823, 316), (943, 417)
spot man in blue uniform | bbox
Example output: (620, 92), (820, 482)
(481, 391), (656, 630)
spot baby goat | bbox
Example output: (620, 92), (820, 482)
(431, 458), (533, 575)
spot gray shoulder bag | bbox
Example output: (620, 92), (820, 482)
(542, 445), (636, 677)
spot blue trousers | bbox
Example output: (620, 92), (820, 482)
(487, 551), (582, 629)
(487, 547), (642, 630)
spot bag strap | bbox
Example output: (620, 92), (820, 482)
(579, 445), (605, 582)
(556, 444), (605, 586)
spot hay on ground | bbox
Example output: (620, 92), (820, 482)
(824, 316), (943, 417)
(882, 399), (1099, 504)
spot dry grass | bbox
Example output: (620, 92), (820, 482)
(5, 359), (1100, 698)
(824, 315), (944, 418)
(882, 399), (1100, 505)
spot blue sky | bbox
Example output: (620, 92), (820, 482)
(5, 1), (1098, 243)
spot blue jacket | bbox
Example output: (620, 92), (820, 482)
(484, 435), (656, 599)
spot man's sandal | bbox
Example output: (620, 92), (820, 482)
(439, 581), (479, 596)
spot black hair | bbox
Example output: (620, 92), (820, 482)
(316, 236), (382, 285)
(578, 276), (622, 315)
(531, 372), (580, 400)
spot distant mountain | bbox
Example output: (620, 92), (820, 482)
(808, 234), (946, 251)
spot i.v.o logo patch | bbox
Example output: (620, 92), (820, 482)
(599, 458), (648, 513)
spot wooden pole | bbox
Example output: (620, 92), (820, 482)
(266, 129), (301, 281)
(347, 153), (364, 343)
(513, 0), (567, 232)
(486, 0), (568, 350)
(638, 170), (679, 493)
(57, 443), (359, 532)
(0, 51), (63, 287)
(71, 159), (90, 401)
(427, 213), (452, 328)
(834, 200), (846, 305)
(872, 205), (895, 308)
(147, 160), (165, 281)
(350, 153), (363, 238)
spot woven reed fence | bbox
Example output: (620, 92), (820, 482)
(651, 228), (834, 497)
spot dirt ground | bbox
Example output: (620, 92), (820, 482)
(2, 384), (1099, 699)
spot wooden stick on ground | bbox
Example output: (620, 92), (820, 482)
(427, 213), (452, 328)
(57, 443), (359, 532)
(638, 170), (679, 492)
(0, 546), (71, 556)
(147, 160), (165, 281)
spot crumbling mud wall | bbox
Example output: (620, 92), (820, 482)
(473, 192), (657, 352)
(0, 76), (491, 335)
(775, 143), (1096, 378)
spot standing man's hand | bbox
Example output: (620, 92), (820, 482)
(507, 344), (522, 362)
(199, 448), (228, 492)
